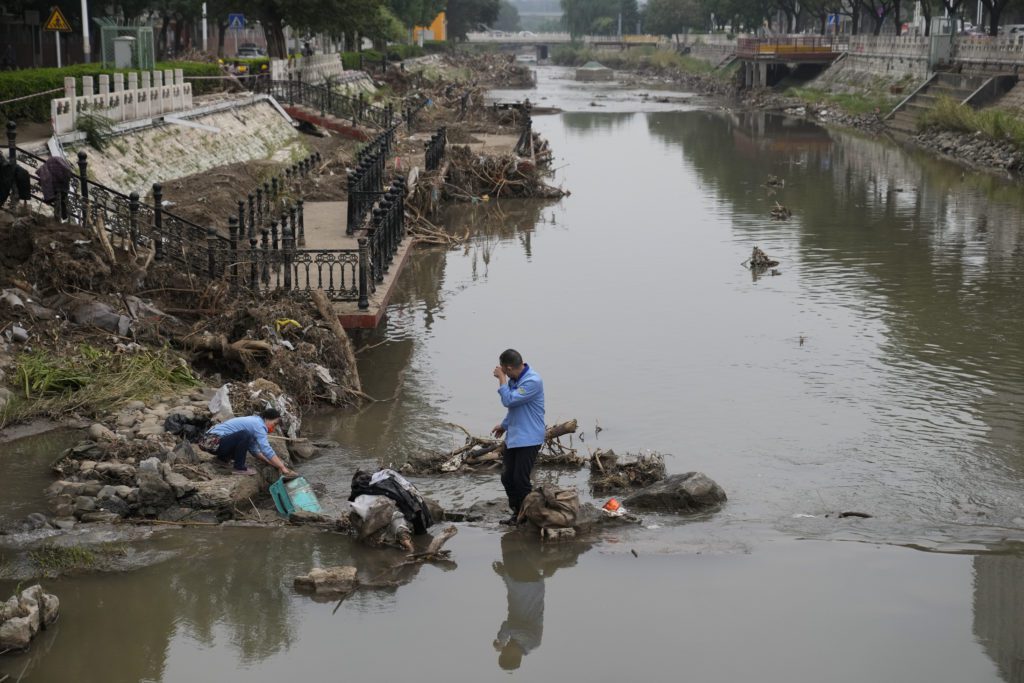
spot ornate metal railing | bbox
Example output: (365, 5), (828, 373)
(347, 125), (397, 235)
(254, 76), (395, 130)
(6, 120), (379, 304)
(367, 178), (406, 286)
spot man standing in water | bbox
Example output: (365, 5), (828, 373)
(492, 349), (545, 525)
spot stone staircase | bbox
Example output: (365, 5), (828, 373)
(887, 72), (991, 134)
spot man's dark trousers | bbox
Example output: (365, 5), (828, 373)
(502, 444), (541, 514)
(215, 430), (255, 470)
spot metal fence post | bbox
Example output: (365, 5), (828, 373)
(346, 170), (357, 236)
(297, 199), (305, 246)
(282, 223), (294, 290)
(247, 193), (255, 238)
(128, 191), (140, 246)
(77, 151), (90, 227)
(206, 225), (217, 279)
(228, 215), (239, 289)
(358, 237), (369, 310)
(260, 227), (271, 287)
(6, 120), (16, 163)
(249, 227), (259, 288)
(371, 206), (384, 283)
(153, 183), (163, 261)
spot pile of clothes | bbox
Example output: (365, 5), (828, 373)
(348, 468), (435, 550)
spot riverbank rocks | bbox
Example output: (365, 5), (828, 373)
(622, 472), (727, 513)
(0, 585), (59, 650)
(294, 566), (358, 596)
(913, 129), (1024, 174)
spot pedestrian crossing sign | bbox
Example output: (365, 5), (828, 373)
(228, 13), (245, 29)
(44, 7), (72, 32)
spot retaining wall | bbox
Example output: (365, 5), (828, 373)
(71, 99), (303, 197)
(679, 33), (738, 65)
(270, 54), (345, 84)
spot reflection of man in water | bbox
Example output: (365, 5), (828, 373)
(492, 532), (591, 671)
(493, 533), (545, 670)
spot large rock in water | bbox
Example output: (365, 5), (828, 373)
(0, 586), (59, 650)
(622, 472), (726, 513)
(294, 566), (358, 596)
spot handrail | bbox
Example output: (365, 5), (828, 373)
(886, 72), (937, 120)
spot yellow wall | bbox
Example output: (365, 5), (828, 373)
(413, 12), (447, 42)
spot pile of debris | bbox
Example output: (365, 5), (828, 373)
(43, 380), (318, 526)
(443, 144), (565, 201)
(589, 450), (667, 494)
(400, 420), (582, 475)
(0, 212), (362, 419)
(745, 246), (779, 270)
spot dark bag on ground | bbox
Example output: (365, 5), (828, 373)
(164, 413), (213, 442)
(349, 468), (434, 534)
(520, 486), (580, 529)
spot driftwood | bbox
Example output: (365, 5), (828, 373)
(311, 288), (362, 395)
(745, 246), (779, 270)
(770, 202), (792, 221)
(178, 332), (273, 362)
(589, 451), (667, 494)
(402, 419), (582, 474)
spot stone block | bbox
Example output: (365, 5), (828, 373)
(294, 566), (358, 595)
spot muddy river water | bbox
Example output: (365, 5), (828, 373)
(4, 66), (1024, 681)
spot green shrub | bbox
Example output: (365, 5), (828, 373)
(423, 40), (448, 54)
(341, 50), (386, 70)
(221, 57), (270, 75)
(786, 87), (896, 116)
(0, 61), (226, 124)
(918, 95), (1024, 149)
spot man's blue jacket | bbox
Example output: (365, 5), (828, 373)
(499, 364), (546, 448)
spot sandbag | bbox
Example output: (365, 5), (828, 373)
(521, 486), (580, 529)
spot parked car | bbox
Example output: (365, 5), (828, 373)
(236, 43), (267, 58)
(519, 30), (537, 37)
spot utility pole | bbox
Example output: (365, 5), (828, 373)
(202, 2), (208, 52)
(81, 0), (91, 62)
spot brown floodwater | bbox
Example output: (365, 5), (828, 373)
(4, 66), (1024, 681)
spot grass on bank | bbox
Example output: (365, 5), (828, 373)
(551, 44), (721, 78)
(1, 344), (199, 429)
(917, 96), (1024, 150)
(27, 543), (129, 577)
(785, 86), (897, 116)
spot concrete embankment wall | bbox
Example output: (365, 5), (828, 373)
(678, 34), (736, 65)
(812, 36), (931, 94)
(71, 99), (303, 196)
(675, 34), (1024, 98)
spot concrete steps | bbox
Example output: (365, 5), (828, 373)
(886, 72), (991, 134)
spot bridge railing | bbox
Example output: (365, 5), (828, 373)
(736, 35), (847, 60)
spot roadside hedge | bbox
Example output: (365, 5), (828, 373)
(1, 61), (225, 124)
(221, 57), (270, 74)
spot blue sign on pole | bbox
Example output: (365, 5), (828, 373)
(228, 13), (245, 29)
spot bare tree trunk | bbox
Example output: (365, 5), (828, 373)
(217, 21), (228, 57)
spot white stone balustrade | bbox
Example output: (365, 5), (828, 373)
(953, 36), (1024, 66)
(50, 69), (194, 135)
(270, 54), (346, 85)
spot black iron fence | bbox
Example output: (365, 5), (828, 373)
(5, 120), (376, 303)
(254, 76), (395, 130)
(347, 125), (397, 235)
(367, 178), (406, 286)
